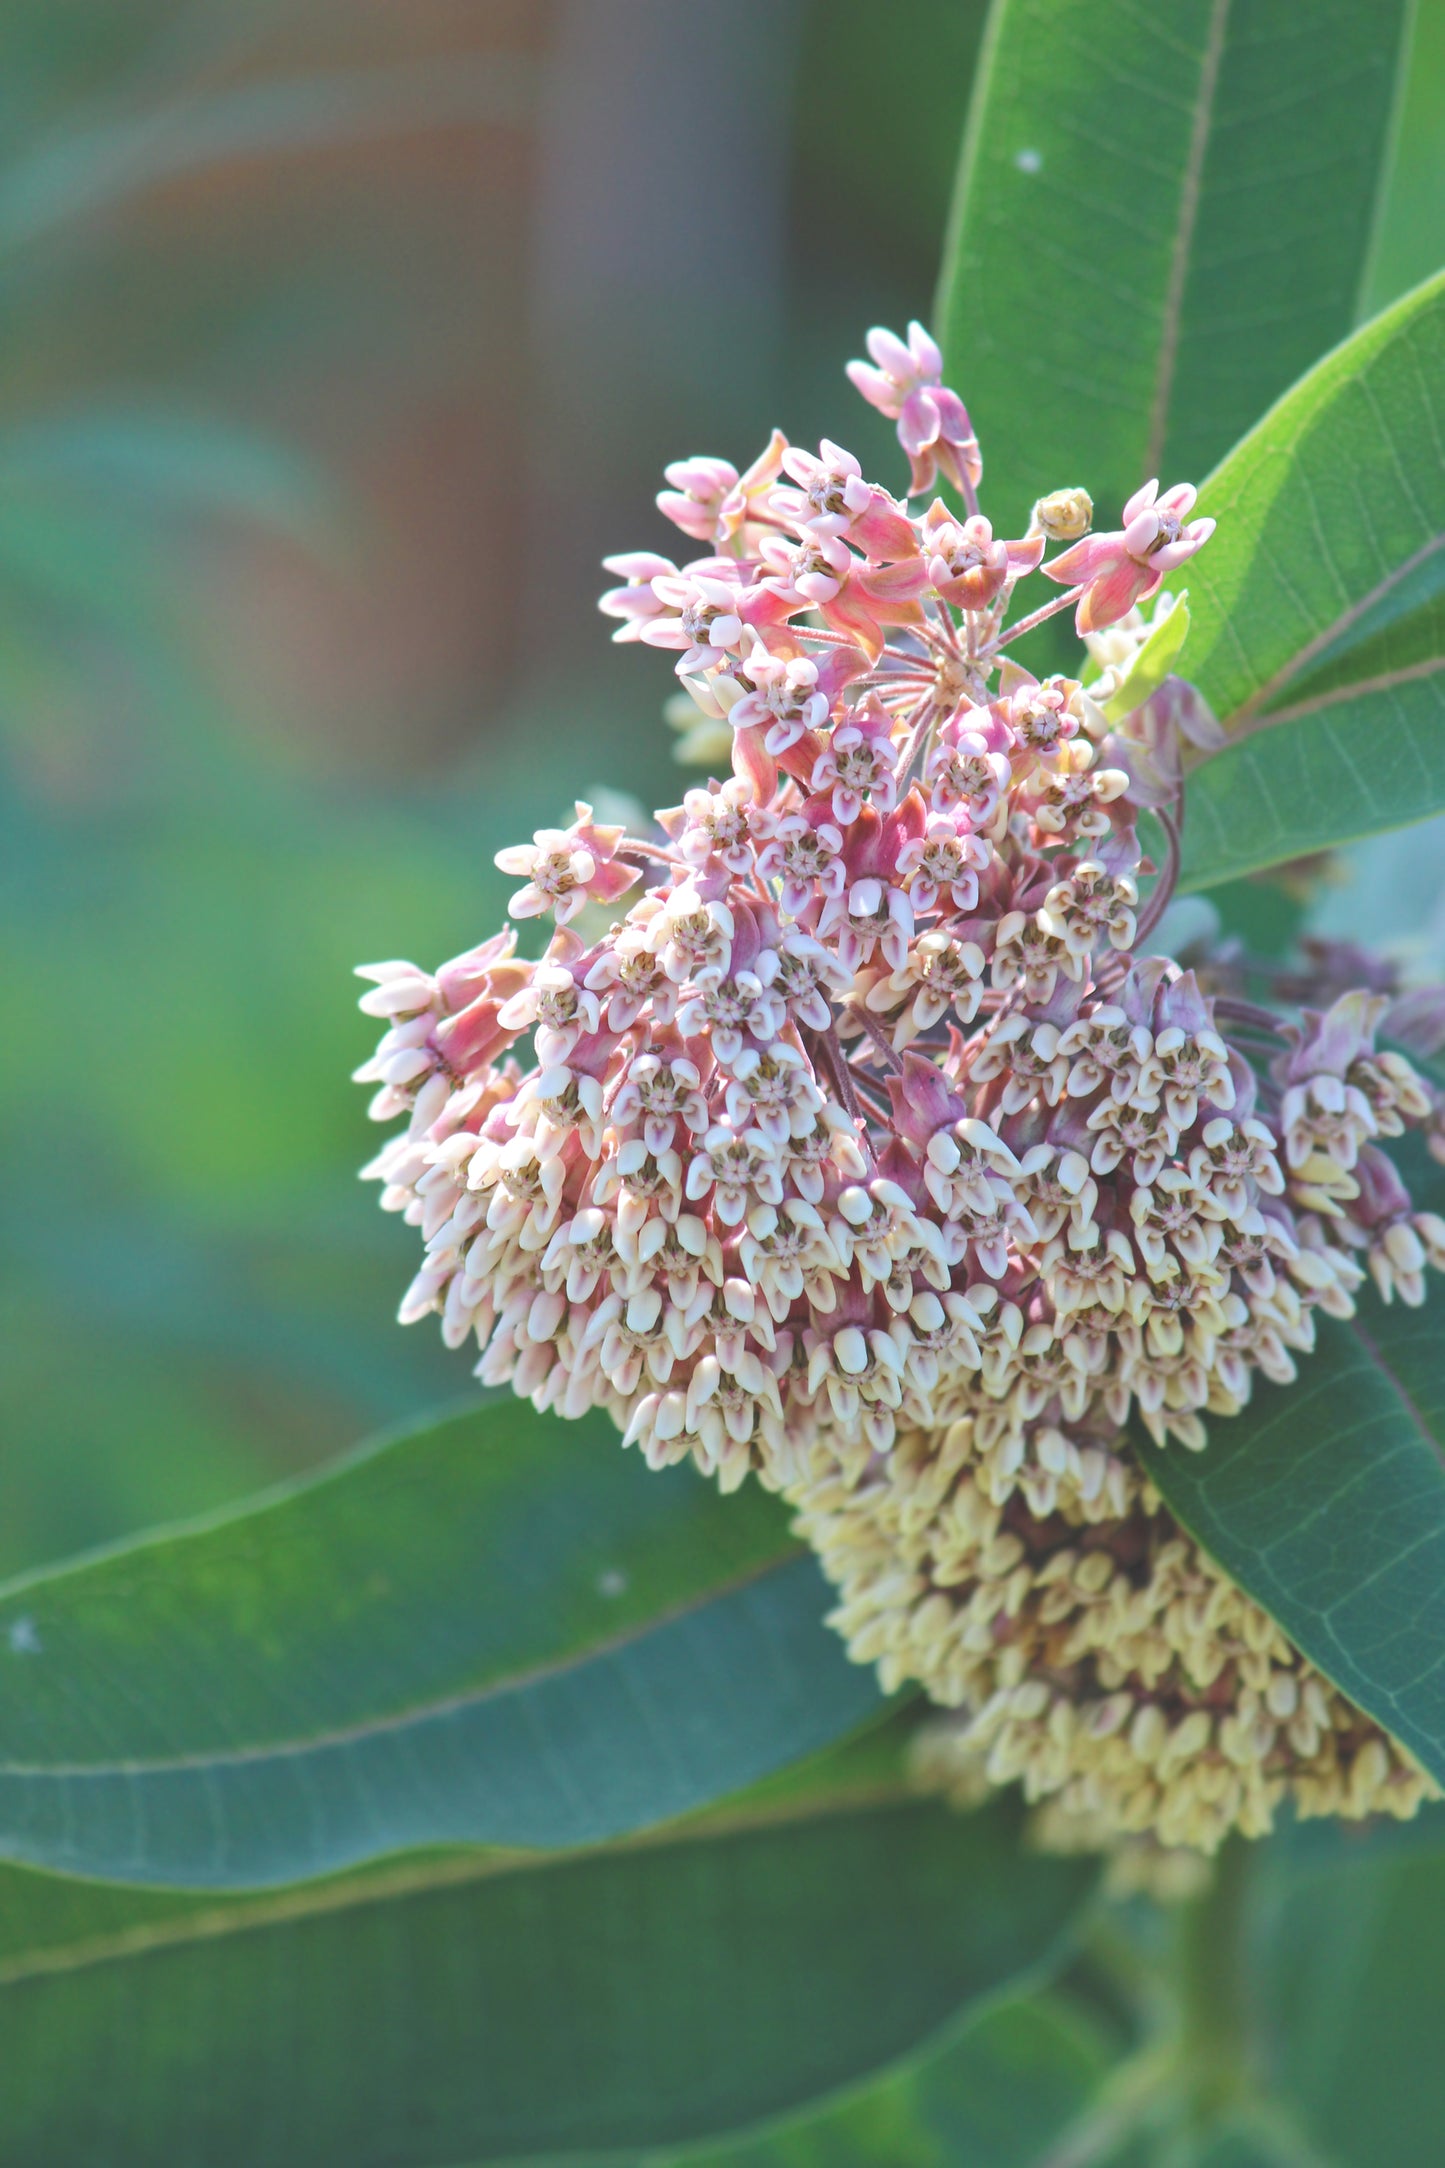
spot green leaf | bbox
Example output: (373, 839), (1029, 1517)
(0, 1399), (884, 1886)
(1101, 594), (1192, 725)
(936, 0), (1411, 535)
(0, 1798), (1095, 2164)
(673, 1992), (1117, 2168)
(1179, 668), (1445, 891)
(1362, 0), (1445, 318)
(1174, 269), (1445, 887)
(1144, 1137), (1445, 1788)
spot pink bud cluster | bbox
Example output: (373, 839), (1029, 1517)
(356, 323), (1445, 1545)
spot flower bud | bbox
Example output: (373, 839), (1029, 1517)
(1031, 487), (1093, 542)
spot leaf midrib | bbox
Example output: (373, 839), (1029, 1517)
(1221, 487), (1445, 725)
(1192, 654), (1445, 761)
(1144, 0), (1230, 476)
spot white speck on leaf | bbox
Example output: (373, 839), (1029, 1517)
(596, 1569), (628, 1599)
(7, 1617), (40, 1655)
(1015, 148), (1043, 174)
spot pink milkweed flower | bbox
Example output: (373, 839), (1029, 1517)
(494, 803), (642, 926)
(755, 532), (927, 660)
(755, 537), (928, 659)
(1001, 675), (1082, 766)
(845, 322), (981, 500)
(640, 562), (752, 673)
(772, 440), (917, 560)
(656, 430), (788, 553)
(726, 635), (831, 753)
(816, 798), (922, 973)
(598, 551), (677, 641)
(732, 637), (867, 771)
(754, 800), (847, 919)
(924, 709), (1013, 824)
(809, 695), (900, 826)
(818, 872), (914, 975)
(657, 457), (741, 547)
(1041, 481), (1215, 633)
(921, 502), (1045, 611)
(896, 811), (991, 914)
(660, 775), (759, 876)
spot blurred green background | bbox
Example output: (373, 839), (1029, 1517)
(2, 0), (1442, 1579)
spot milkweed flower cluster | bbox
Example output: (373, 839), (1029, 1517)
(356, 325), (1445, 1856)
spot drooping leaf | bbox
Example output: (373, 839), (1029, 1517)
(1145, 1137), (1445, 1787)
(0, 1798), (1095, 2166)
(0, 1399), (884, 1886)
(1174, 269), (1445, 887)
(936, 0), (1411, 536)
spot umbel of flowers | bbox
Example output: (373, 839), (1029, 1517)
(356, 323), (1445, 1856)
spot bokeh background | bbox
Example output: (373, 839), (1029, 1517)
(3, 0), (1443, 1578)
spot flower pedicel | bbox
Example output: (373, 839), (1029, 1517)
(356, 325), (1445, 1858)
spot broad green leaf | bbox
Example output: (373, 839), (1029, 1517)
(675, 1992), (1116, 2168)
(1364, 0), (1445, 317)
(1102, 594), (1192, 726)
(1180, 258), (1445, 726)
(937, 0), (1411, 535)
(1179, 668), (1445, 891)
(0, 1399), (884, 1886)
(1276, 543), (1445, 704)
(1174, 269), (1445, 887)
(0, 1798), (1095, 2165)
(1145, 1137), (1445, 1787)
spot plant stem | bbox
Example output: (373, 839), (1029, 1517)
(986, 583), (1082, 653)
(1038, 1841), (1260, 2168)
(1132, 801), (1182, 947)
(848, 1003), (904, 1073)
(1033, 2044), (1181, 2168)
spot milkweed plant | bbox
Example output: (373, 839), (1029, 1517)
(16, 4), (1445, 2160)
